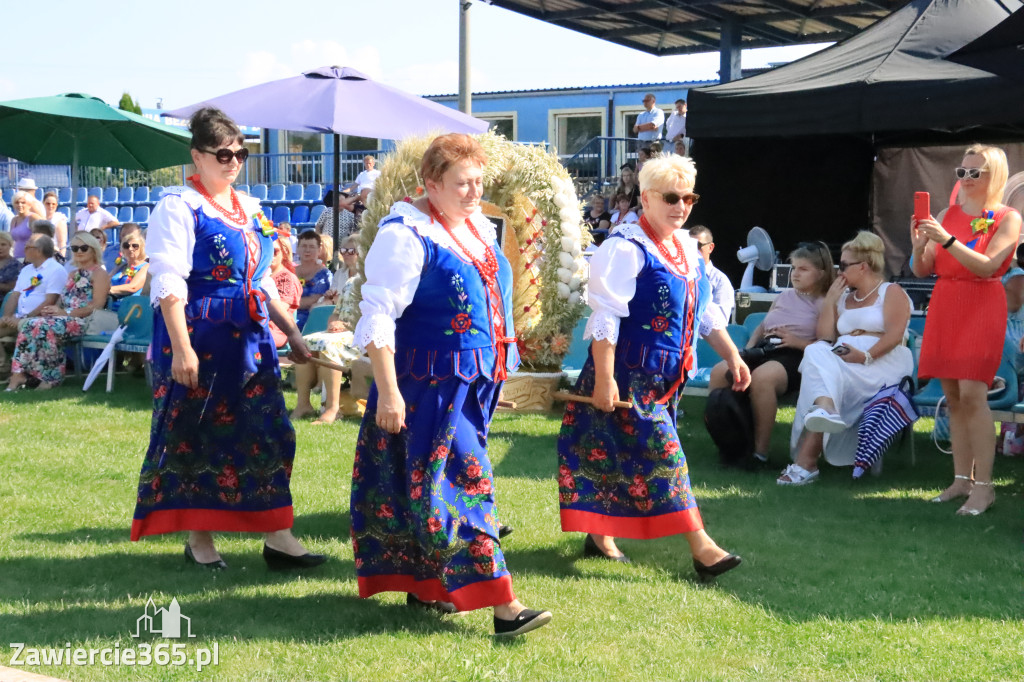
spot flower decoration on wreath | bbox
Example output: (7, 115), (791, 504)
(348, 131), (591, 372)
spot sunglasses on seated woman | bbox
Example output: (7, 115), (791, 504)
(69, 244), (91, 253)
(200, 147), (249, 164)
(651, 190), (700, 206)
(122, 242), (141, 250)
(954, 166), (987, 180)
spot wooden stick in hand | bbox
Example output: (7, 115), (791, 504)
(553, 391), (632, 409)
(307, 356), (347, 372)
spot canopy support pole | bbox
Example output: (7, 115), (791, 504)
(719, 19), (742, 84)
(332, 132), (341, 271)
(459, 0), (472, 114)
(70, 139), (80, 235)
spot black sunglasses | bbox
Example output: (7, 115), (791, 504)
(70, 244), (91, 253)
(838, 260), (863, 271)
(954, 166), (987, 180)
(122, 242), (141, 250)
(200, 147), (249, 164)
(653, 190), (700, 206)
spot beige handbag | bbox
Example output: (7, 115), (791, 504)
(84, 309), (120, 335)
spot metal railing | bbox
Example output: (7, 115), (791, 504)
(563, 136), (644, 196)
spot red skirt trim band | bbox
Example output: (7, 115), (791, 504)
(357, 574), (515, 612)
(560, 507), (703, 540)
(130, 506), (294, 541)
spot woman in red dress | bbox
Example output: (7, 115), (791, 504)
(912, 144), (1022, 516)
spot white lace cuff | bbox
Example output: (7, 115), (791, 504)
(699, 303), (727, 337)
(150, 272), (188, 306)
(354, 312), (396, 353)
(585, 310), (620, 344)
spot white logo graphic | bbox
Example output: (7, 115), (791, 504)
(131, 598), (195, 639)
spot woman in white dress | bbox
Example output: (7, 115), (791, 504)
(778, 231), (913, 485)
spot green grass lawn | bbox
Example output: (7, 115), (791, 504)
(1, 375), (1022, 681)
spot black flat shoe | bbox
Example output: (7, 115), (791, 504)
(262, 544), (327, 570)
(406, 593), (458, 614)
(498, 524), (514, 539)
(693, 554), (742, 582)
(184, 542), (228, 570)
(583, 534), (630, 563)
(494, 608), (552, 637)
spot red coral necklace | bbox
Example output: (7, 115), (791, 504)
(428, 202), (499, 284)
(639, 215), (688, 275)
(189, 174), (248, 225)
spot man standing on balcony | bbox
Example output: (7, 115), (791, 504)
(632, 93), (664, 147)
(665, 99), (688, 154)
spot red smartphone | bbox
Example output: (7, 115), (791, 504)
(914, 191), (930, 221)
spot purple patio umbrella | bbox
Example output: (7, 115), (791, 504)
(167, 66), (489, 252)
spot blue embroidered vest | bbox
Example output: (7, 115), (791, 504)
(390, 218), (520, 383)
(612, 232), (710, 381)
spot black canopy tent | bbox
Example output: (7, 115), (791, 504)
(685, 0), (1024, 281)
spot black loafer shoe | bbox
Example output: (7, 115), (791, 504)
(406, 593), (458, 614)
(262, 544), (327, 570)
(693, 554), (742, 582)
(184, 542), (228, 570)
(498, 524), (514, 539)
(494, 608), (552, 637)
(583, 534), (630, 563)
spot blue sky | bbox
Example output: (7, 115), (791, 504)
(4, 0), (827, 109)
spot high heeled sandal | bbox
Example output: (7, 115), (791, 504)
(930, 474), (973, 503)
(956, 480), (995, 516)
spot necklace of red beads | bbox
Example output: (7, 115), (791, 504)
(427, 201), (499, 284)
(639, 215), (689, 275)
(189, 174), (249, 225)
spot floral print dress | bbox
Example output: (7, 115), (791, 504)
(296, 267), (331, 330)
(11, 267), (96, 385)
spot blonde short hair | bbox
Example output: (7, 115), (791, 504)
(842, 231), (885, 274)
(71, 231), (103, 265)
(638, 154), (696, 194)
(0, 231), (13, 247)
(964, 143), (1009, 208)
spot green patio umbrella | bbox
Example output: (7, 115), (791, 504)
(0, 92), (193, 225)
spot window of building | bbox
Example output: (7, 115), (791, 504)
(479, 113), (517, 141)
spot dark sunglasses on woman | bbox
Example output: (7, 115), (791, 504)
(70, 244), (91, 253)
(954, 166), (986, 180)
(201, 147), (249, 164)
(654, 190), (700, 206)
(122, 242), (141, 250)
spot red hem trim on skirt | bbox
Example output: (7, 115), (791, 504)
(130, 506), (294, 541)
(357, 574), (515, 612)
(560, 507), (703, 539)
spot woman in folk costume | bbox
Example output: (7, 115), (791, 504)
(131, 108), (325, 572)
(557, 154), (749, 580)
(350, 134), (552, 637)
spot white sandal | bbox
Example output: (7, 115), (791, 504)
(804, 407), (845, 433)
(777, 463), (820, 486)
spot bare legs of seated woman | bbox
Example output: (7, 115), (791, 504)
(709, 360), (790, 462)
(932, 378), (996, 515)
(291, 355), (343, 424)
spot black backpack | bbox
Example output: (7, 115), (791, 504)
(703, 385), (756, 469)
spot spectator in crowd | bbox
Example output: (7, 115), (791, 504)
(354, 155), (381, 203)
(584, 194), (612, 243)
(615, 163), (640, 212)
(0, 197), (12, 233)
(708, 242), (835, 464)
(268, 228), (301, 349)
(88, 228), (115, 272)
(665, 99), (687, 145)
(632, 93), (664, 144)
(74, 194), (119, 237)
(0, 232), (23, 295)
(636, 146), (653, 174)
(108, 228), (149, 310)
(15, 179), (46, 216)
(609, 193), (638, 229)
(294, 230), (332, 330)
(689, 225), (735, 322)
(315, 189), (358, 240)
(997, 243), (1024, 455)
(778, 231), (913, 485)
(30, 220), (63, 264)
(42, 192), (68, 257)
(319, 234), (359, 307)
(7, 232), (110, 390)
(10, 192), (43, 259)
(674, 139), (687, 156)
(319, 233), (334, 270)
(0, 234), (67, 344)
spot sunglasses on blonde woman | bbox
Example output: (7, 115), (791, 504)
(651, 190), (700, 206)
(954, 167), (987, 180)
(70, 244), (91, 253)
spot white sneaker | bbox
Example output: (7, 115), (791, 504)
(804, 407), (845, 433)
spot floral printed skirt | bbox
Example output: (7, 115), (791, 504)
(12, 315), (84, 385)
(131, 313), (295, 540)
(351, 374), (514, 612)
(557, 357), (703, 539)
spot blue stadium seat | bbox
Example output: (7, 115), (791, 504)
(150, 185), (165, 202)
(117, 186), (134, 205)
(304, 183), (323, 203)
(235, 183), (250, 195)
(58, 206), (71, 220)
(743, 311), (768, 336)
(309, 204), (326, 225)
(117, 206), (133, 223)
(250, 184), (268, 201)
(102, 187), (118, 204)
(725, 324), (750, 351)
(272, 205), (291, 225)
(687, 338), (721, 390)
(285, 184), (304, 204)
(301, 305), (335, 335)
(2, 188), (14, 203)
(266, 183), (286, 204)
(292, 205), (310, 225)
(57, 187), (72, 204)
(87, 186), (103, 202)
(561, 313), (592, 382)
(75, 187), (88, 204)
(133, 206), (150, 225)
(133, 186), (149, 204)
